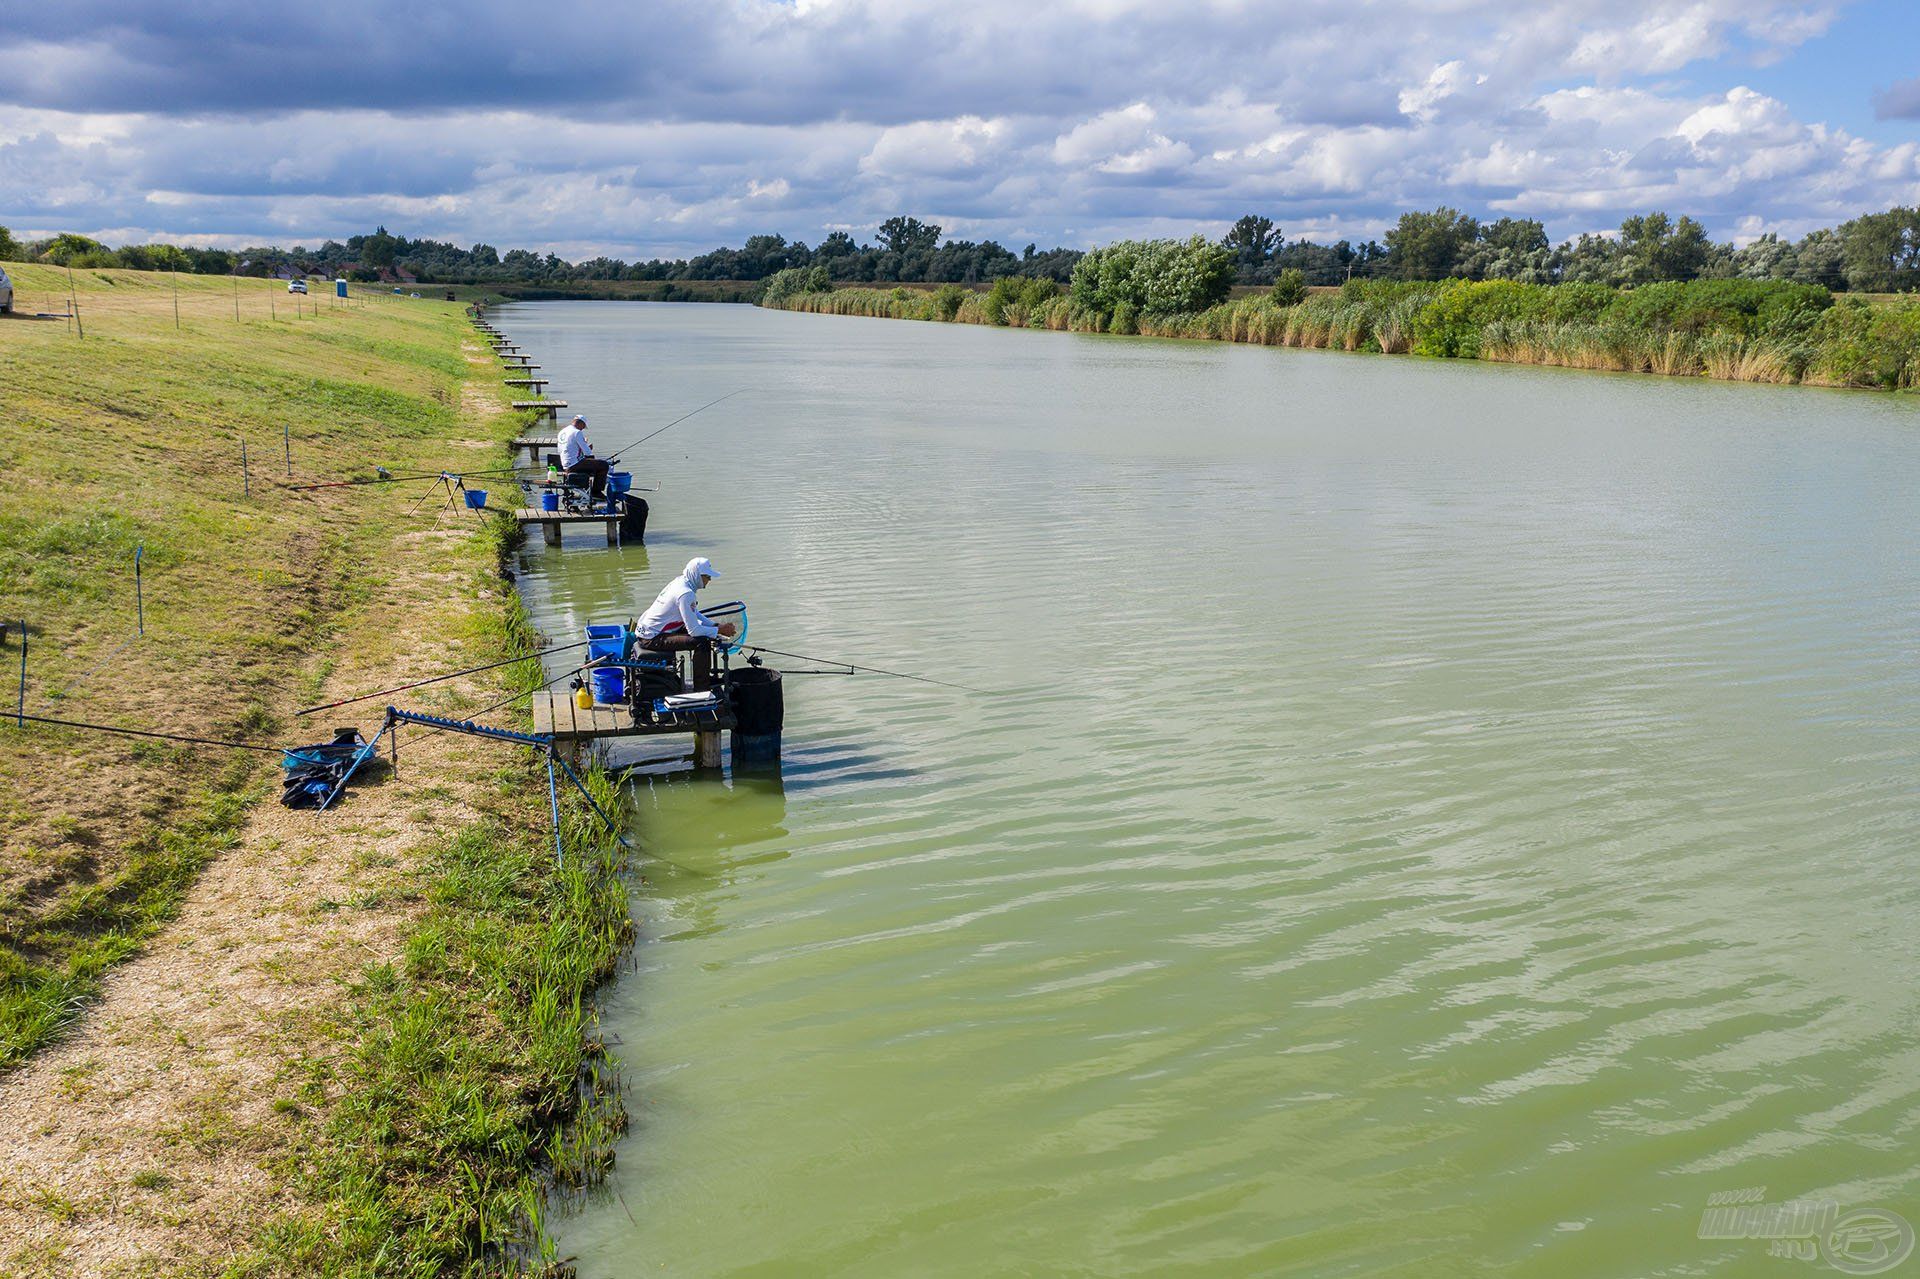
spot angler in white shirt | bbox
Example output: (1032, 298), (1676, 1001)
(557, 415), (610, 501)
(634, 557), (737, 688)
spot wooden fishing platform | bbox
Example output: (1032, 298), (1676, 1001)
(510, 435), (557, 462)
(504, 377), (549, 388)
(514, 505), (620, 545)
(532, 689), (734, 767)
(513, 400), (567, 424)
(531, 689), (735, 742)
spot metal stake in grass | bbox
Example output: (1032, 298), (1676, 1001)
(171, 266), (180, 329)
(134, 545), (145, 637)
(15, 620), (26, 729)
(284, 420), (292, 477)
(242, 439), (251, 498)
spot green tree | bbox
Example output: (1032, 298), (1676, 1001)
(1222, 214), (1281, 281)
(360, 225), (400, 272)
(1791, 229), (1847, 290)
(0, 225), (18, 261)
(876, 216), (942, 256)
(1617, 212), (1714, 283)
(1387, 207), (1480, 280)
(1836, 207), (1920, 292)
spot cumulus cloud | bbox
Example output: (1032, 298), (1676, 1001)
(0, 0), (1908, 255)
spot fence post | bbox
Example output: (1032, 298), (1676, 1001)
(135, 545), (145, 637)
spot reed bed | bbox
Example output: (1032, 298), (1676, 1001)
(769, 277), (1920, 392)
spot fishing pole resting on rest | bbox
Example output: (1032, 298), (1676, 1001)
(294, 640), (593, 716)
(739, 645), (984, 694)
(287, 466), (523, 492)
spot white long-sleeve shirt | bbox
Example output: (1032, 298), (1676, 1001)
(636, 560), (719, 638)
(557, 423), (592, 468)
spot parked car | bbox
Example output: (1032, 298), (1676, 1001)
(287, 279), (308, 294)
(0, 265), (13, 314)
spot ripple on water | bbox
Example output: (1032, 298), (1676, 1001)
(503, 302), (1920, 1278)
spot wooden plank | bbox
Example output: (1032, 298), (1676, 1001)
(512, 400), (568, 409)
(511, 508), (617, 523)
(510, 436), (557, 448)
(503, 378), (548, 386)
(529, 689), (734, 740)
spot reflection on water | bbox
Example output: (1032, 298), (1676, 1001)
(503, 303), (1920, 1277)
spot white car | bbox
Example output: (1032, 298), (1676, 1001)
(287, 279), (308, 294)
(0, 265), (13, 314)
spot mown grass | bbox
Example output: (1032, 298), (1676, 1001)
(0, 266), (492, 1065)
(768, 277), (1920, 392)
(230, 523), (634, 1277)
(246, 800), (631, 1276)
(4, 266), (637, 1274)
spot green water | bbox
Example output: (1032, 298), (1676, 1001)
(501, 303), (1920, 1277)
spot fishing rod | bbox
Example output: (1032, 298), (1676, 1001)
(741, 645), (983, 694)
(603, 389), (748, 464)
(289, 466), (522, 492)
(295, 640), (592, 716)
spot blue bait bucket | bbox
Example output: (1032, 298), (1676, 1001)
(540, 492), (559, 511)
(609, 471), (633, 496)
(589, 666), (625, 703)
(585, 624), (627, 661)
(464, 489), (487, 509)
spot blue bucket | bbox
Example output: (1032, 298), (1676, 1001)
(585, 624), (628, 661)
(589, 666), (624, 704)
(464, 489), (487, 509)
(609, 471), (632, 496)
(540, 492), (559, 512)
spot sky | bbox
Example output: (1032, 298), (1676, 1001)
(0, 0), (1916, 259)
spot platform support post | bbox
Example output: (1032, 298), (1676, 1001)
(542, 521), (561, 547)
(693, 731), (723, 771)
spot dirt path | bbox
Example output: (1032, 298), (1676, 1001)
(0, 366), (523, 1277)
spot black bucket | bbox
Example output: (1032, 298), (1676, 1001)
(727, 665), (783, 768)
(619, 495), (649, 541)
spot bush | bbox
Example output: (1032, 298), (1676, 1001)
(982, 276), (1058, 326)
(760, 265), (833, 306)
(38, 233), (120, 268)
(1270, 269), (1308, 307)
(931, 283), (967, 321)
(1807, 298), (1920, 388)
(1070, 236), (1234, 318)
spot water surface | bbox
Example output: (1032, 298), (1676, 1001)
(501, 302), (1920, 1277)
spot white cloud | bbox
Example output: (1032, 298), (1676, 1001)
(0, 0), (1905, 255)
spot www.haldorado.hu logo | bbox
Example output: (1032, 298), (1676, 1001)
(1699, 1188), (1914, 1274)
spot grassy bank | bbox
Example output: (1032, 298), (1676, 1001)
(765, 276), (1920, 391)
(0, 264), (489, 1066)
(246, 524), (634, 1277)
(0, 266), (634, 1274)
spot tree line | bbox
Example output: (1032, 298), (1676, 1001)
(3, 205), (1917, 294)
